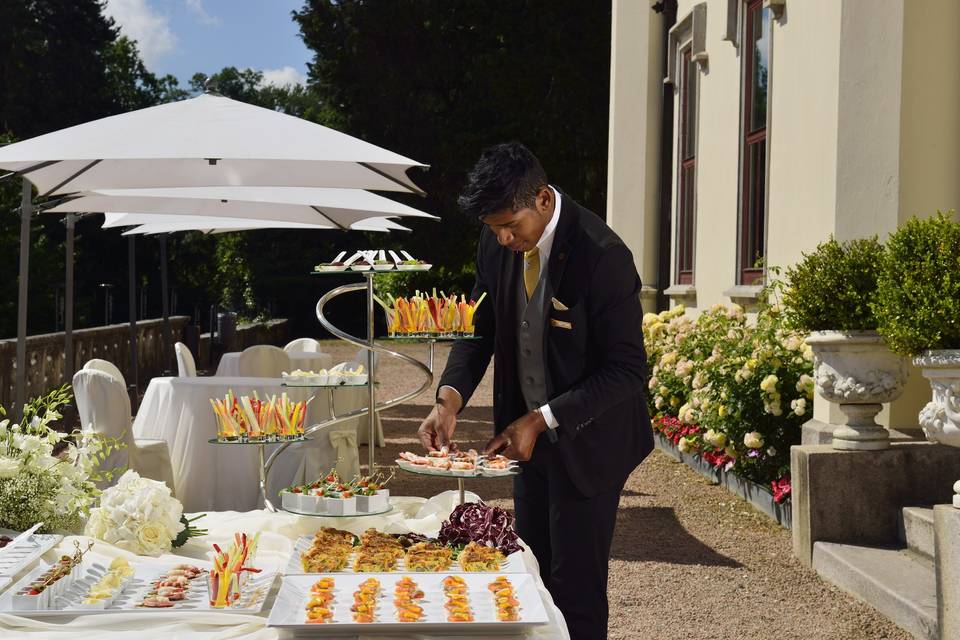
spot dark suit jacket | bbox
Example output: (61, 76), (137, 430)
(438, 190), (653, 497)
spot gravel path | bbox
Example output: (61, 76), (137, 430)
(317, 341), (910, 640)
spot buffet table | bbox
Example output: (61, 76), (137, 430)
(0, 494), (569, 639)
(132, 376), (368, 512)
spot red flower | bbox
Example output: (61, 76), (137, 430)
(771, 476), (792, 503)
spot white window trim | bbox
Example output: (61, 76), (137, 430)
(664, 2), (707, 87)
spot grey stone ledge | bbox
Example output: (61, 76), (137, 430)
(663, 284), (696, 299)
(722, 284), (763, 301)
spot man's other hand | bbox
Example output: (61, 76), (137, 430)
(483, 410), (547, 461)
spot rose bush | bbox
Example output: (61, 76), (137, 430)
(645, 298), (812, 501)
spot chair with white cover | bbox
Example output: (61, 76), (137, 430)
(83, 358), (126, 386)
(284, 338), (322, 353)
(174, 342), (197, 377)
(73, 367), (176, 491)
(237, 345), (292, 377)
(347, 347), (385, 447)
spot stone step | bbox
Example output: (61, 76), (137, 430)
(813, 542), (937, 640)
(899, 506), (936, 561)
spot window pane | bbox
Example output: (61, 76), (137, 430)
(679, 164), (695, 273)
(745, 141), (766, 268)
(684, 57), (697, 159)
(750, 6), (770, 132)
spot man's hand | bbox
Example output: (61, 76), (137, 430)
(417, 387), (462, 452)
(483, 410), (547, 462)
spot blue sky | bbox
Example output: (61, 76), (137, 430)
(103, 0), (312, 89)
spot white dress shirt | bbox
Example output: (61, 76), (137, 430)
(441, 186), (562, 430)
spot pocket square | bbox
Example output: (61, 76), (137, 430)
(551, 297), (570, 311)
(550, 319), (573, 330)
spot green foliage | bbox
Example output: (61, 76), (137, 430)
(782, 236), (884, 332)
(873, 211), (960, 355)
(643, 302), (813, 486)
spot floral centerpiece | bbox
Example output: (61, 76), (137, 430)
(0, 386), (120, 533)
(85, 470), (207, 556)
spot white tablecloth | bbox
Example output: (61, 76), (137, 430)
(215, 351), (335, 377)
(0, 493), (569, 639)
(132, 376), (367, 512)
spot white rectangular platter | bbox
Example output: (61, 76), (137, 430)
(267, 572), (548, 633)
(0, 528), (63, 594)
(285, 536), (525, 575)
(395, 459), (520, 478)
(0, 558), (277, 617)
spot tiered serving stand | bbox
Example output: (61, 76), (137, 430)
(221, 269), (487, 512)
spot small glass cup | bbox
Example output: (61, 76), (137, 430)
(207, 571), (240, 608)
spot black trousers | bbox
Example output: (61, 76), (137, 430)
(513, 436), (624, 640)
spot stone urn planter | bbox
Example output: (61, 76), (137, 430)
(806, 331), (908, 450)
(915, 349), (960, 508)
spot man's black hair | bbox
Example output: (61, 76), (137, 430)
(457, 142), (549, 219)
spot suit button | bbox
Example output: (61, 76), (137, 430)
(521, 321), (529, 329)
(525, 377), (534, 386)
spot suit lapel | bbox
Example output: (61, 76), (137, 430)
(544, 190), (578, 315)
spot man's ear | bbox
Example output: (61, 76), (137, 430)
(536, 186), (553, 214)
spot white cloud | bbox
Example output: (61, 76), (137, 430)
(259, 66), (307, 88)
(103, 0), (176, 66)
(184, 0), (221, 26)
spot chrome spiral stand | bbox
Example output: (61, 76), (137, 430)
(260, 272), (435, 511)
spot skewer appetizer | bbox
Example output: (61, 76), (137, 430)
(393, 576), (425, 622)
(304, 577), (336, 623)
(488, 575), (521, 622)
(350, 577), (381, 623)
(442, 575), (474, 622)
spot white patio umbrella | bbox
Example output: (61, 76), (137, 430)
(114, 216), (411, 235)
(0, 91), (428, 414)
(49, 186), (436, 230)
(0, 93), (426, 196)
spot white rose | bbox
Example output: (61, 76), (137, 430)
(135, 521), (172, 557)
(0, 456), (21, 479)
(766, 446), (778, 457)
(84, 509), (110, 539)
(677, 438), (692, 454)
(744, 432), (764, 449)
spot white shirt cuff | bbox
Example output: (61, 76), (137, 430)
(438, 385), (463, 403)
(538, 403), (559, 429)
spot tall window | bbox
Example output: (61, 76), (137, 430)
(739, 0), (770, 284)
(677, 49), (697, 284)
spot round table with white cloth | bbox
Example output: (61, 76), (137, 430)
(132, 376), (368, 512)
(0, 491), (570, 639)
(215, 351), (334, 377)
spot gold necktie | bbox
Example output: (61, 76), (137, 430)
(524, 247), (540, 299)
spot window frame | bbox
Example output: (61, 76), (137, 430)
(676, 48), (698, 285)
(737, 0), (771, 285)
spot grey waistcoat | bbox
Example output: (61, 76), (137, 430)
(516, 265), (550, 412)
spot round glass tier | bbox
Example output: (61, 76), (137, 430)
(279, 504), (394, 518)
(379, 335), (483, 342)
(208, 436), (312, 445)
(280, 381), (371, 388)
(393, 463), (520, 479)
(310, 267), (430, 275)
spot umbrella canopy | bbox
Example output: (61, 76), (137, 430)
(0, 93), (426, 196)
(114, 215), (411, 235)
(48, 186), (436, 230)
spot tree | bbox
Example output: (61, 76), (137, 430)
(293, 0), (613, 293)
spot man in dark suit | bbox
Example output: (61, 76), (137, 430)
(417, 142), (653, 639)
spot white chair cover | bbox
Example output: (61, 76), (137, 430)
(328, 430), (359, 480)
(237, 345), (292, 377)
(83, 358), (126, 387)
(73, 368), (176, 492)
(174, 342), (197, 377)
(349, 348), (384, 447)
(284, 337), (322, 353)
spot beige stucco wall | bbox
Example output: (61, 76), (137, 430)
(765, 0), (842, 275)
(607, 0), (960, 431)
(606, 0), (663, 308)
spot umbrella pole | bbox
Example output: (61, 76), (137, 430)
(127, 235), (139, 410)
(14, 178), (31, 419)
(159, 233), (171, 374)
(64, 214), (76, 381)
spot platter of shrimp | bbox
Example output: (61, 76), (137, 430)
(266, 571), (549, 632)
(395, 447), (520, 478)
